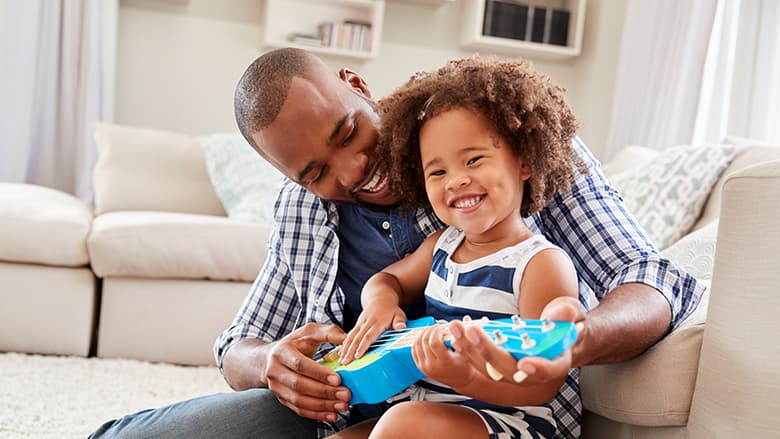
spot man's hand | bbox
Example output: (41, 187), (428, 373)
(263, 323), (351, 422)
(449, 297), (587, 385)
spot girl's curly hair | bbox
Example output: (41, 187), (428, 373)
(377, 55), (587, 215)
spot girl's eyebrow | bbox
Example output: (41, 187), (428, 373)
(422, 145), (488, 171)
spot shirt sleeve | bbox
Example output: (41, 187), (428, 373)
(213, 222), (301, 372)
(539, 137), (705, 330)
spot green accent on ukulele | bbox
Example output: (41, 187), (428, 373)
(320, 352), (381, 371)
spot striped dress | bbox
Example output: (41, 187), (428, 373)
(391, 226), (581, 439)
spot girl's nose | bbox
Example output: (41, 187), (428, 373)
(445, 174), (470, 191)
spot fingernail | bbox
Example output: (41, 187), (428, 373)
(327, 375), (340, 386)
(485, 362), (503, 381)
(513, 370), (528, 383)
(450, 324), (462, 338)
(575, 322), (585, 333)
(336, 390), (350, 401)
(335, 402), (349, 412)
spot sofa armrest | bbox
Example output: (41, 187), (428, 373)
(687, 159), (780, 437)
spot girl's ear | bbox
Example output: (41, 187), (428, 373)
(518, 160), (532, 181)
(338, 68), (372, 99)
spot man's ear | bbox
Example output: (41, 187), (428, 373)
(338, 67), (372, 99)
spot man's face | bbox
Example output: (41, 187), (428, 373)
(253, 73), (400, 206)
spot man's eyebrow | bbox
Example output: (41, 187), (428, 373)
(297, 161), (317, 183)
(328, 111), (353, 145)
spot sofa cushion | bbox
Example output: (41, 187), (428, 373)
(93, 123), (226, 217)
(695, 144), (780, 232)
(609, 144), (737, 249)
(88, 211), (270, 282)
(199, 132), (283, 224)
(0, 183), (92, 267)
(580, 323), (703, 427)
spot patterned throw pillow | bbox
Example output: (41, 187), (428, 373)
(609, 144), (737, 249)
(199, 133), (283, 224)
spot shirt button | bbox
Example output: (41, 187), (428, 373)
(381, 221), (390, 230)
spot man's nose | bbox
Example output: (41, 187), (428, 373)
(334, 150), (368, 190)
(445, 174), (470, 191)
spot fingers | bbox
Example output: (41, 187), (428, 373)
(456, 323), (519, 382)
(266, 335), (351, 422)
(514, 349), (573, 385)
(541, 296), (586, 323)
(392, 312), (407, 330)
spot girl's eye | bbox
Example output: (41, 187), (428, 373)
(429, 169), (445, 177)
(467, 156), (483, 166)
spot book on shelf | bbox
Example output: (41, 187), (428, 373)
(317, 20), (372, 52)
(288, 32), (324, 47)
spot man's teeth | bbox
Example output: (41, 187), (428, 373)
(362, 172), (386, 193)
(453, 196), (482, 208)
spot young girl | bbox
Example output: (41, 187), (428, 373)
(333, 56), (588, 439)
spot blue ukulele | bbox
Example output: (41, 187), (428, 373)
(319, 316), (578, 405)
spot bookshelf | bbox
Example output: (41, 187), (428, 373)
(262, 0), (385, 60)
(460, 0), (586, 60)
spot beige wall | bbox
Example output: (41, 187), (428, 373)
(116, 0), (626, 159)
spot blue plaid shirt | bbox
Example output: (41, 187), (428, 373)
(214, 137), (705, 438)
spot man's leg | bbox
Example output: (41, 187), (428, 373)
(89, 388), (319, 439)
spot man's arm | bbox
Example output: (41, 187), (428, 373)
(213, 181), (352, 421)
(573, 282), (670, 367)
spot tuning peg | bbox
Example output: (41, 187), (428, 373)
(541, 318), (555, 333)
(511, 315), (526, 330)
(492, 329), (508, 345)
(521, 333), (536, 350)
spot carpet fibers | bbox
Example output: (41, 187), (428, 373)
(0, 352), (230, 439)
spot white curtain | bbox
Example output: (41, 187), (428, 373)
(608, 0), (780, 156)
(0, 0), (117, 202)
(698, 0), (780, 145)
(605, 0), (718, 159)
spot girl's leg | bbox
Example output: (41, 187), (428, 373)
(329, 418), (378, 439)
(368, 401), (488, 439)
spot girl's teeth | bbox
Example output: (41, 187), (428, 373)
(454, 196), (481, 208)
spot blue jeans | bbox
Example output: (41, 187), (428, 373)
(89, 388), (319, 438)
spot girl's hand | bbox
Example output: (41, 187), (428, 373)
(339, 303), (407, 365)
(412, 325), (477, 390)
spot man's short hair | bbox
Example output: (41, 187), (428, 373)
(234, 48), (319, 149)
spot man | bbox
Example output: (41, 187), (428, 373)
(90, 48), (704, 439)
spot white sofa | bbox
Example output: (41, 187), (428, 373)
(1, 123), (778, 436)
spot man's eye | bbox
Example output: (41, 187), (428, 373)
(467, 156), (483, 165)
(342, 121), (357, 146)
(312, 166), (328, 184)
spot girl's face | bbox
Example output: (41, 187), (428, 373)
(419, 108), (531, 239)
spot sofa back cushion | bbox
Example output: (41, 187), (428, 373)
(694, 143), (780, 231)
(93, 123), (226, 216)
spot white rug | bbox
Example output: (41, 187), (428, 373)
(0, 352), (231, 439)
